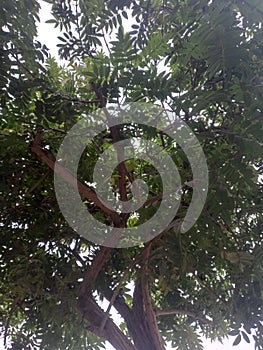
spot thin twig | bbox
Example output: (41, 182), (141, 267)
(193, 274), (222, 302)
(74, 0), (85, 54)
(103, 29), (111, 55)
(57, 241), (86, 266)
(24, 170), (50, 197)
(156, 309), (214, 325)
(143, 185), (182, 207)
(99, 268), (131, 331)
(59, 94), (101, 105)
(99, 244), (146, 331)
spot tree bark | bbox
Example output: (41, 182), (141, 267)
(78, 294), (137, 350)
(100, 282), (165, 350)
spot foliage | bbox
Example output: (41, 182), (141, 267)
(0, 0), (262, 350)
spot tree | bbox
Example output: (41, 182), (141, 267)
(0, 0), (262, 349)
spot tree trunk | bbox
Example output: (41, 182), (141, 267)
(78, 291), (166, 350)
(78, 295), (137, 350)
(83, 281), (166, 350)
(77, 244), (166, 350)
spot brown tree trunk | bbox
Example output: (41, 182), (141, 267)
(95, 283), (166, 350)
(78, 292), (165, 350)
(78, 294), (137, 350)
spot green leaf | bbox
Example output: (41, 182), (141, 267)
(233, 334), (241, 346)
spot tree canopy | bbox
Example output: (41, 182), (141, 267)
(0, 1), (262, 350)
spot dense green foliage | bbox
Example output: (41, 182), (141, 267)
(0, 0), (262, 349)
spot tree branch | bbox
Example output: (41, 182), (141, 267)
(91, 82), (130, 204)
(31, 130), (122, 225)
(143, 187), (180, 207)
(99, 258), (137, 332)
(141, 244), (166, 350)
(78, 294), (138, 350)
(156, 309), (214, 325)
(31, 128), (128, 339)
(193, 274), (222, 302)
(79, 246), (113, 297)
(24, 169), (50, 197)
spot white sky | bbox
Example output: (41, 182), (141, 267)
(33, 1), (256, 349)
